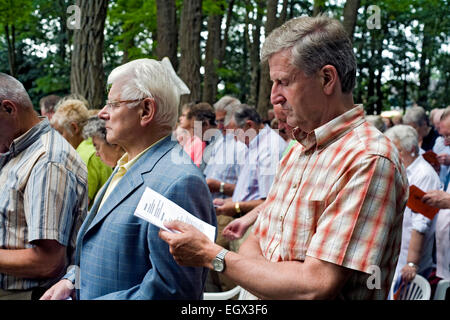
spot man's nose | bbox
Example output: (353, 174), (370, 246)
(270, 82), (286, 106)
(98, 105), (109, 120)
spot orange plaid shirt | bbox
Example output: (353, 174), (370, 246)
(251, 105), (408, 300)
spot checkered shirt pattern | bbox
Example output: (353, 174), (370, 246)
(250, 105), (409, 300)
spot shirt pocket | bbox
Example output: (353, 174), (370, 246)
(280, 199), (324, 261)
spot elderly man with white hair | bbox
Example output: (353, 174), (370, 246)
(41, 58), (217, 300)
(384, 125), (441, 289)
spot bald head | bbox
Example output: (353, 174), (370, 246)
(0, 73), (33, 110)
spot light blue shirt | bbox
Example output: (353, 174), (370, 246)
(204, 133), (248, 199)
(433, 136), (450, 189)
(232, 125), (287, 202)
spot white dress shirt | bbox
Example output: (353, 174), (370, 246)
(394, 155), (442, 278)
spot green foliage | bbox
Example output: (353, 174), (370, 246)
(0, 0), (448, 112)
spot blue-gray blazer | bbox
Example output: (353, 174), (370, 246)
(72, 136), (217, 299)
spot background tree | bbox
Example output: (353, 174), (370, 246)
(156, 0), (178, 69)
(179, 0), (203, 106)
(0, 0), (448, 115)
(71, 0), (109, 109)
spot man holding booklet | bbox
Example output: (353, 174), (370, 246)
(41, 58), (216, 300)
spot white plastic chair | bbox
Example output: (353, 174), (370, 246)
(433, 279), (450, 300)
(390, 274), (431, 300)
(203, 286), (241, 300)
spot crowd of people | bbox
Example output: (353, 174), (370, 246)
(0, 14), (449, 301)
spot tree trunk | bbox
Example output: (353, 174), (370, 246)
(313, 0), (326, 16)
(4, 24), (16, 78)
(70, 0), (108, 109)
(156, 0), (178, 70)
(257, 0), (288, 119)
(203, 13), (223, 104)
(418, 22), (433, 107)
(179, 0), (203, 106)
(342, 0), (360, 42)
(247, 0), (265, 106)
(203, 0), (236, 104)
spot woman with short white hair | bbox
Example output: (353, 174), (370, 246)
(384, 124), (442, 289)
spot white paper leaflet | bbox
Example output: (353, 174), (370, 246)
(134, 187), (216, 242)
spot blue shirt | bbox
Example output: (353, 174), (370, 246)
(204, 133), (248, 199)
(232, 125), (287, 202)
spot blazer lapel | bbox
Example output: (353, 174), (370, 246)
(83, 136), (178, 234)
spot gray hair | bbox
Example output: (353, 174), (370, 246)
(39, 95), (61, 113)
(384, 124), (419, 155)
(214, 95), (241, 112)
(0, 73), (33, 110)
(365, 115), (386, 133)
(82, 116), (107, 141)
(261, 15), (357, 93)
(402, 106), (428, 127)
(232, 104), (262, 128)
(107, 58), (189, 131)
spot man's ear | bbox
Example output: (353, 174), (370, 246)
(320, 65), (338, 95)
(1, 100), (17, 115)
(140, 98), (156, 126)
(246, 119), (255, 129)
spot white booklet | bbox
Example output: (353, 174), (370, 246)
(134, 187), (216, 242)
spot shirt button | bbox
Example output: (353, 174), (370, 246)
(292, 183), (297, 189)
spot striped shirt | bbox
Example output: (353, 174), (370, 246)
(0, 118), (88, 290)
(232, 125), (287, 202)
(204, 134), (248, 199)
(247, 106), (408, 300)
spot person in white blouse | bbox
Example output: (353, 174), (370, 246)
(385, 125), (442, 284)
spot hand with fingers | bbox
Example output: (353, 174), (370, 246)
(159, 220), (223, 269)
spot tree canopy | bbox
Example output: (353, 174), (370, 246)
(0, 0), (448, 116)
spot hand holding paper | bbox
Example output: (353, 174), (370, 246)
(134, 187), (216, 242)
(406, 185), (440, 220)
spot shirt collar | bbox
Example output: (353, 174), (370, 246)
(116, 134), (169, 172)
(293, 105), (365, 151)
(406, 155), (423, 178)
(249, 124), (270, 150)
(4, 117), (50, 158)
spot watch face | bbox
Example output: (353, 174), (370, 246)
(213, 258), (224, 272)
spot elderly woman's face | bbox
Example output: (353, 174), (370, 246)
(92, 135), (122, 168)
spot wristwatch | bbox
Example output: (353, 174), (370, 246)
(235, 202), (241, 215)
(212, 248), (229, 273)
(219, 182), (225, 194)
(407, 262), (419, 270)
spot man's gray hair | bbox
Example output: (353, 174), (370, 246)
(214, 95), (241, 112)
(233, 104), (262, 128)
(384, 124), (419, 155)
(402, 106), (429, 127)
(261, 15), (357, 94)
(365, 115), (386, 133)
(0, 73), (33, 109)
(107, 58), (190, 131)
(82, 116), (107, 142)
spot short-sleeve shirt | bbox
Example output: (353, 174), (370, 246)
(249, 106), (408, 300)
(0, 118), (88, 290)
